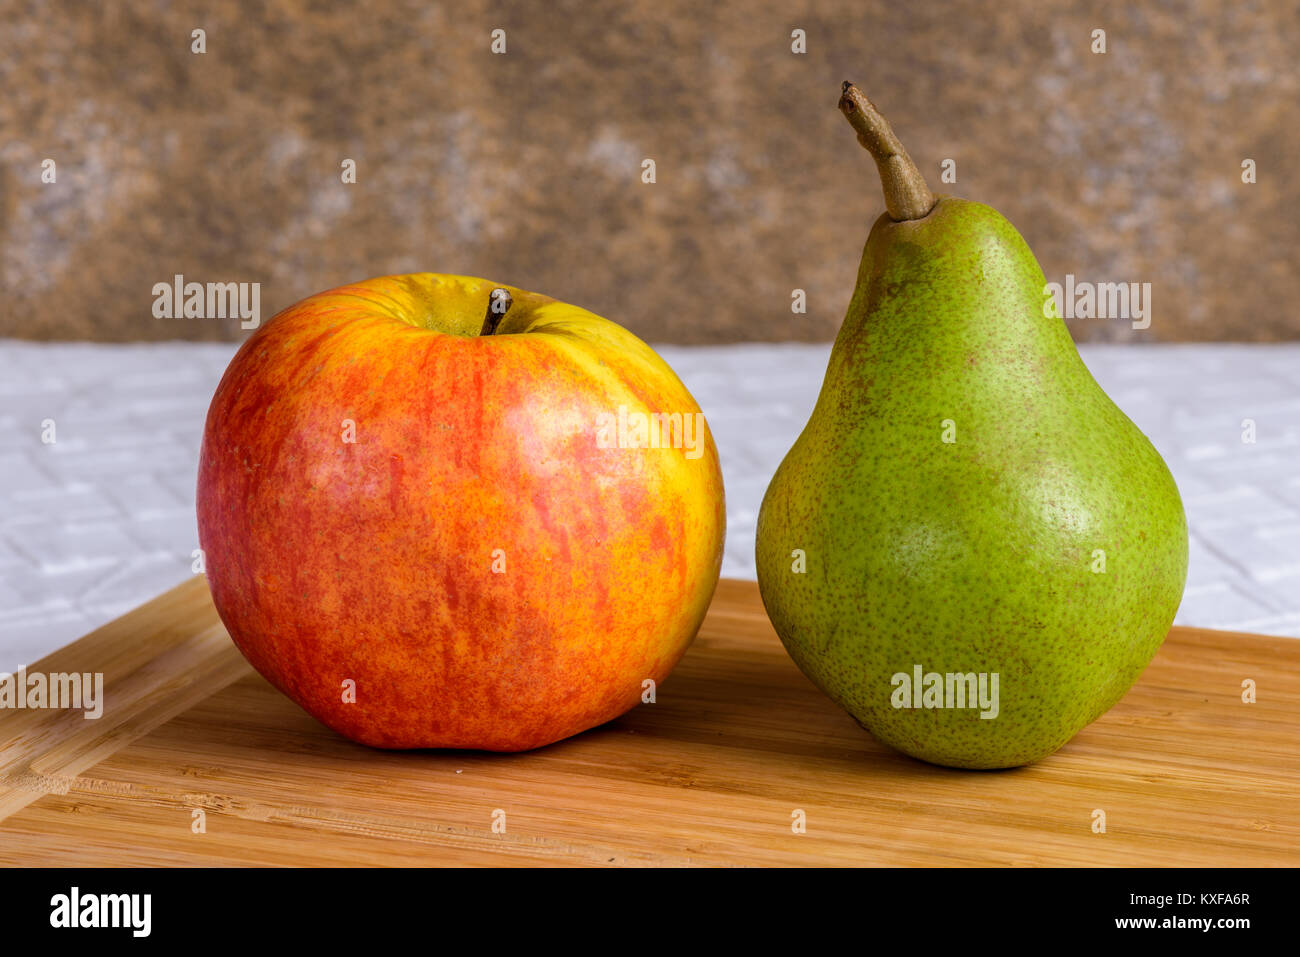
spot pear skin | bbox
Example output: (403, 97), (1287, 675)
(755, 83), (1188, 769)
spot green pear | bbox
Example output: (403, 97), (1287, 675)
(755, 82), (1188, 769)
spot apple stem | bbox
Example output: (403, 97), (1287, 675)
(838, 81), (936, 222)
(479, 288), (513, 336)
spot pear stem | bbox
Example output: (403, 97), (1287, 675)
(838, 81), (936, 222)
(479, 288), (513, 336)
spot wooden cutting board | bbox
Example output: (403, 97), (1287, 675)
(0, 577), (1296, 867)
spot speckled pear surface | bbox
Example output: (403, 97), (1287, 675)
(755, 85), (1188, 769)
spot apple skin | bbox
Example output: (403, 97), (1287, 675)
(197, 273), (725, 750)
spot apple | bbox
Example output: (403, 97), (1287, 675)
(196, 273), (725, 750)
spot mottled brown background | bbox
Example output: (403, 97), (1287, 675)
(1, 0), (1296, 344)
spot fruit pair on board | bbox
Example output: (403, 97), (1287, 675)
(198, 83), (1187, 768)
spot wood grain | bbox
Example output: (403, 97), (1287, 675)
(1, 577), (1297, 866)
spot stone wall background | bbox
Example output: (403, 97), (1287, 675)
(1, 0), (1296, 344)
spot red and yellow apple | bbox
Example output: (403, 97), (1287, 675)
(197, 273), (725, 750)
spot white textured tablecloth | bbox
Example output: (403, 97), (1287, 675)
(2, 339), (1298, 671)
